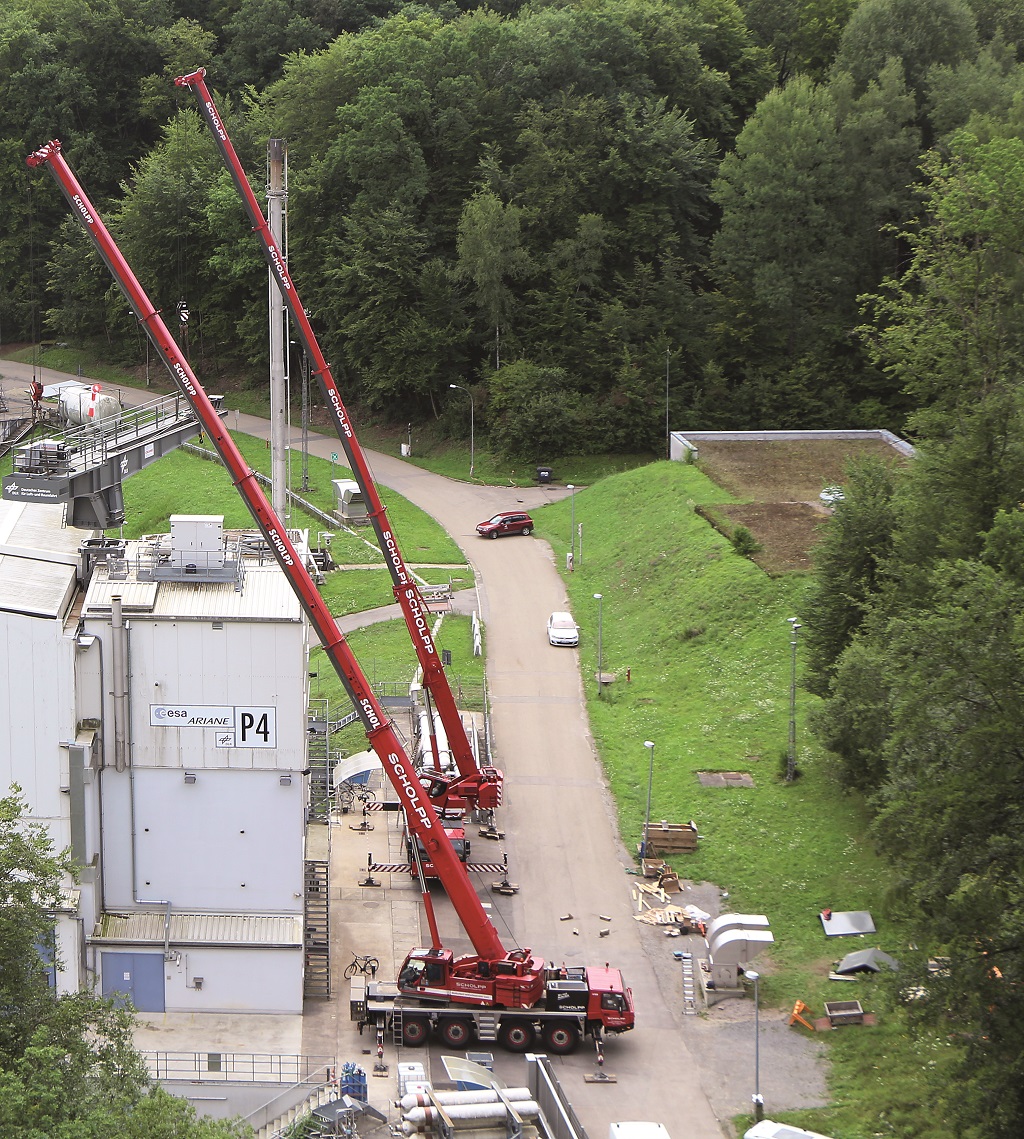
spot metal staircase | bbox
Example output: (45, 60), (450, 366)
(303, 860), (330, 999)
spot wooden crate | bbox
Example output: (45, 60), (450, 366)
(824, 1000), (865, 1026)
(644, 820), (699, 856)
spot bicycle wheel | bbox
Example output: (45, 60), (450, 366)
(343, 960), (359, 980)
(357, 786), (377, 804)
(364, 956), (379, 977)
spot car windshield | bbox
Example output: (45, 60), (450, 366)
(550, 613), (576, 629)
(485, 515), (506, 524)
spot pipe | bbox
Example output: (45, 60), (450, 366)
(401, 1089), (533, 1110)
(402, 1104), (540, 1132)
(110, 595), (128, 771)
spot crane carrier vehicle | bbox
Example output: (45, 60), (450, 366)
(174, 67), (500, 827)
(27, 136), (636, 1058)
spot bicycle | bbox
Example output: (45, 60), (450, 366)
(344, 953), (380, 980)
(336, 780), (377, 811)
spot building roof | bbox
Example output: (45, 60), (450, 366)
(94, 911), (303, 947)
(0, 500), (87, 618)
(83, 563), (302, 622)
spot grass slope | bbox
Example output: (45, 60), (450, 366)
(535, 461), (954, 1139)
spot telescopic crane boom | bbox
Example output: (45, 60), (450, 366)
(174, 68), (499, 815)
(26, 137), (508, 967)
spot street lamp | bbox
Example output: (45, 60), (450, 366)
(449, 383), (474, 477)
(567, 485), (576, 566)
(665, 348), (671, 459)
(594, 593), (603, 695)
(786, 618), (802, 782)
(643, 741), (655, 859)
(747, 969), (763, 1121)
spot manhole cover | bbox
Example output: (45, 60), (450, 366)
(697, 771), (755, 788)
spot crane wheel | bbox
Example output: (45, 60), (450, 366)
(439, 1018), (474, 1048)
(498, 1022), (535, 1053)
(402, 1017), (430, 1047)
(541, 1022), (580, 1054)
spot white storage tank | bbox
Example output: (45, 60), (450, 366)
(58, 383), (121, 431)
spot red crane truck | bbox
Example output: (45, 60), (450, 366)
(27, 138), (635, 1057)
(173, 67), (499, 822)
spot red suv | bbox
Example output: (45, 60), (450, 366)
(476, 510), (534, 539)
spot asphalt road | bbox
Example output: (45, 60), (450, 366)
(0, 360), (781, 1136)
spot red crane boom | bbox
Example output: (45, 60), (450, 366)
(174, 68), (499, 812)
(26, 138), (508, 967)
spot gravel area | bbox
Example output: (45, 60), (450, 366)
(638, 877), (830, 1133)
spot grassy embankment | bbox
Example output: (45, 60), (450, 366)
(535, 461), (958, 1139)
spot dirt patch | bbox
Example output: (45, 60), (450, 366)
(719, 501), (829, 573)
(695, 438), (905, 502)
(693, 439), (909, 573)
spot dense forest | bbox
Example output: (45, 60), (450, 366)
(5, 0), (1024, 1134)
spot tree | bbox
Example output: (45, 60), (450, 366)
(834, 0), (979, 102)
(711, 77), (855, 363)
(867, 561), (1024, 1136)
(861, 133), (1024, 417)
(331, 206), (469, 411)
(487, 360), (595, 461)
(802, 456), (900, 696)
(455, 190), (531, 370)
(739, 0), (857, 83)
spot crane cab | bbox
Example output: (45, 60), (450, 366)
(398, 946), (546, 1009)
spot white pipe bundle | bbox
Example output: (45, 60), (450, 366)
(400, 1088), (533, 1111)
(401, 1102), (541, 1133)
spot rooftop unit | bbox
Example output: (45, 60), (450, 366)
(135, 515), (242, 586)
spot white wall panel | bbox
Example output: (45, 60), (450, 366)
(0, 611), (76, 832)
(163, 947), (302, 1014)
(132, 768), (303, 912)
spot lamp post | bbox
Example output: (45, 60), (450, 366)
(567, 485), (576, 565)
(643, 741), (655, 859)
(747, 969), (763, 1121)
(786, 618), (801, 782)
(665, 348), (671, 459)
(594, 593), (603, 695)
(449, 384), (474, 477)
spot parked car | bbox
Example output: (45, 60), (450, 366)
(819, 485), (844, 507)
(476, 510), (534, 539)
(745, 1122), (833, 1139)
(547, 611), (580, 646)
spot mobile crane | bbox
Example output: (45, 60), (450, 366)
(173, 68), (500, 822)
(27, 139), (635, 1056)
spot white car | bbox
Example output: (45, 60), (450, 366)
(819, 485), (845, 507)
(745, 1122), (833, 1139)
(547, 611), (579, 647)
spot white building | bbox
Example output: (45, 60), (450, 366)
(0, 502), (313, 1014)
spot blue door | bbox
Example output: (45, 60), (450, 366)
(101, 952), (165, 1012)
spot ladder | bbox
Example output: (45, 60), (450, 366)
(303, 859), (330, 998)
(474, 1011), (500, 1042)
(679, 951), (697, 1015)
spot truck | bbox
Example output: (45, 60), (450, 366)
(174, 67), (501, 824)
(28, 135), (635, 1057)
(354, 957), (634, 1054)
